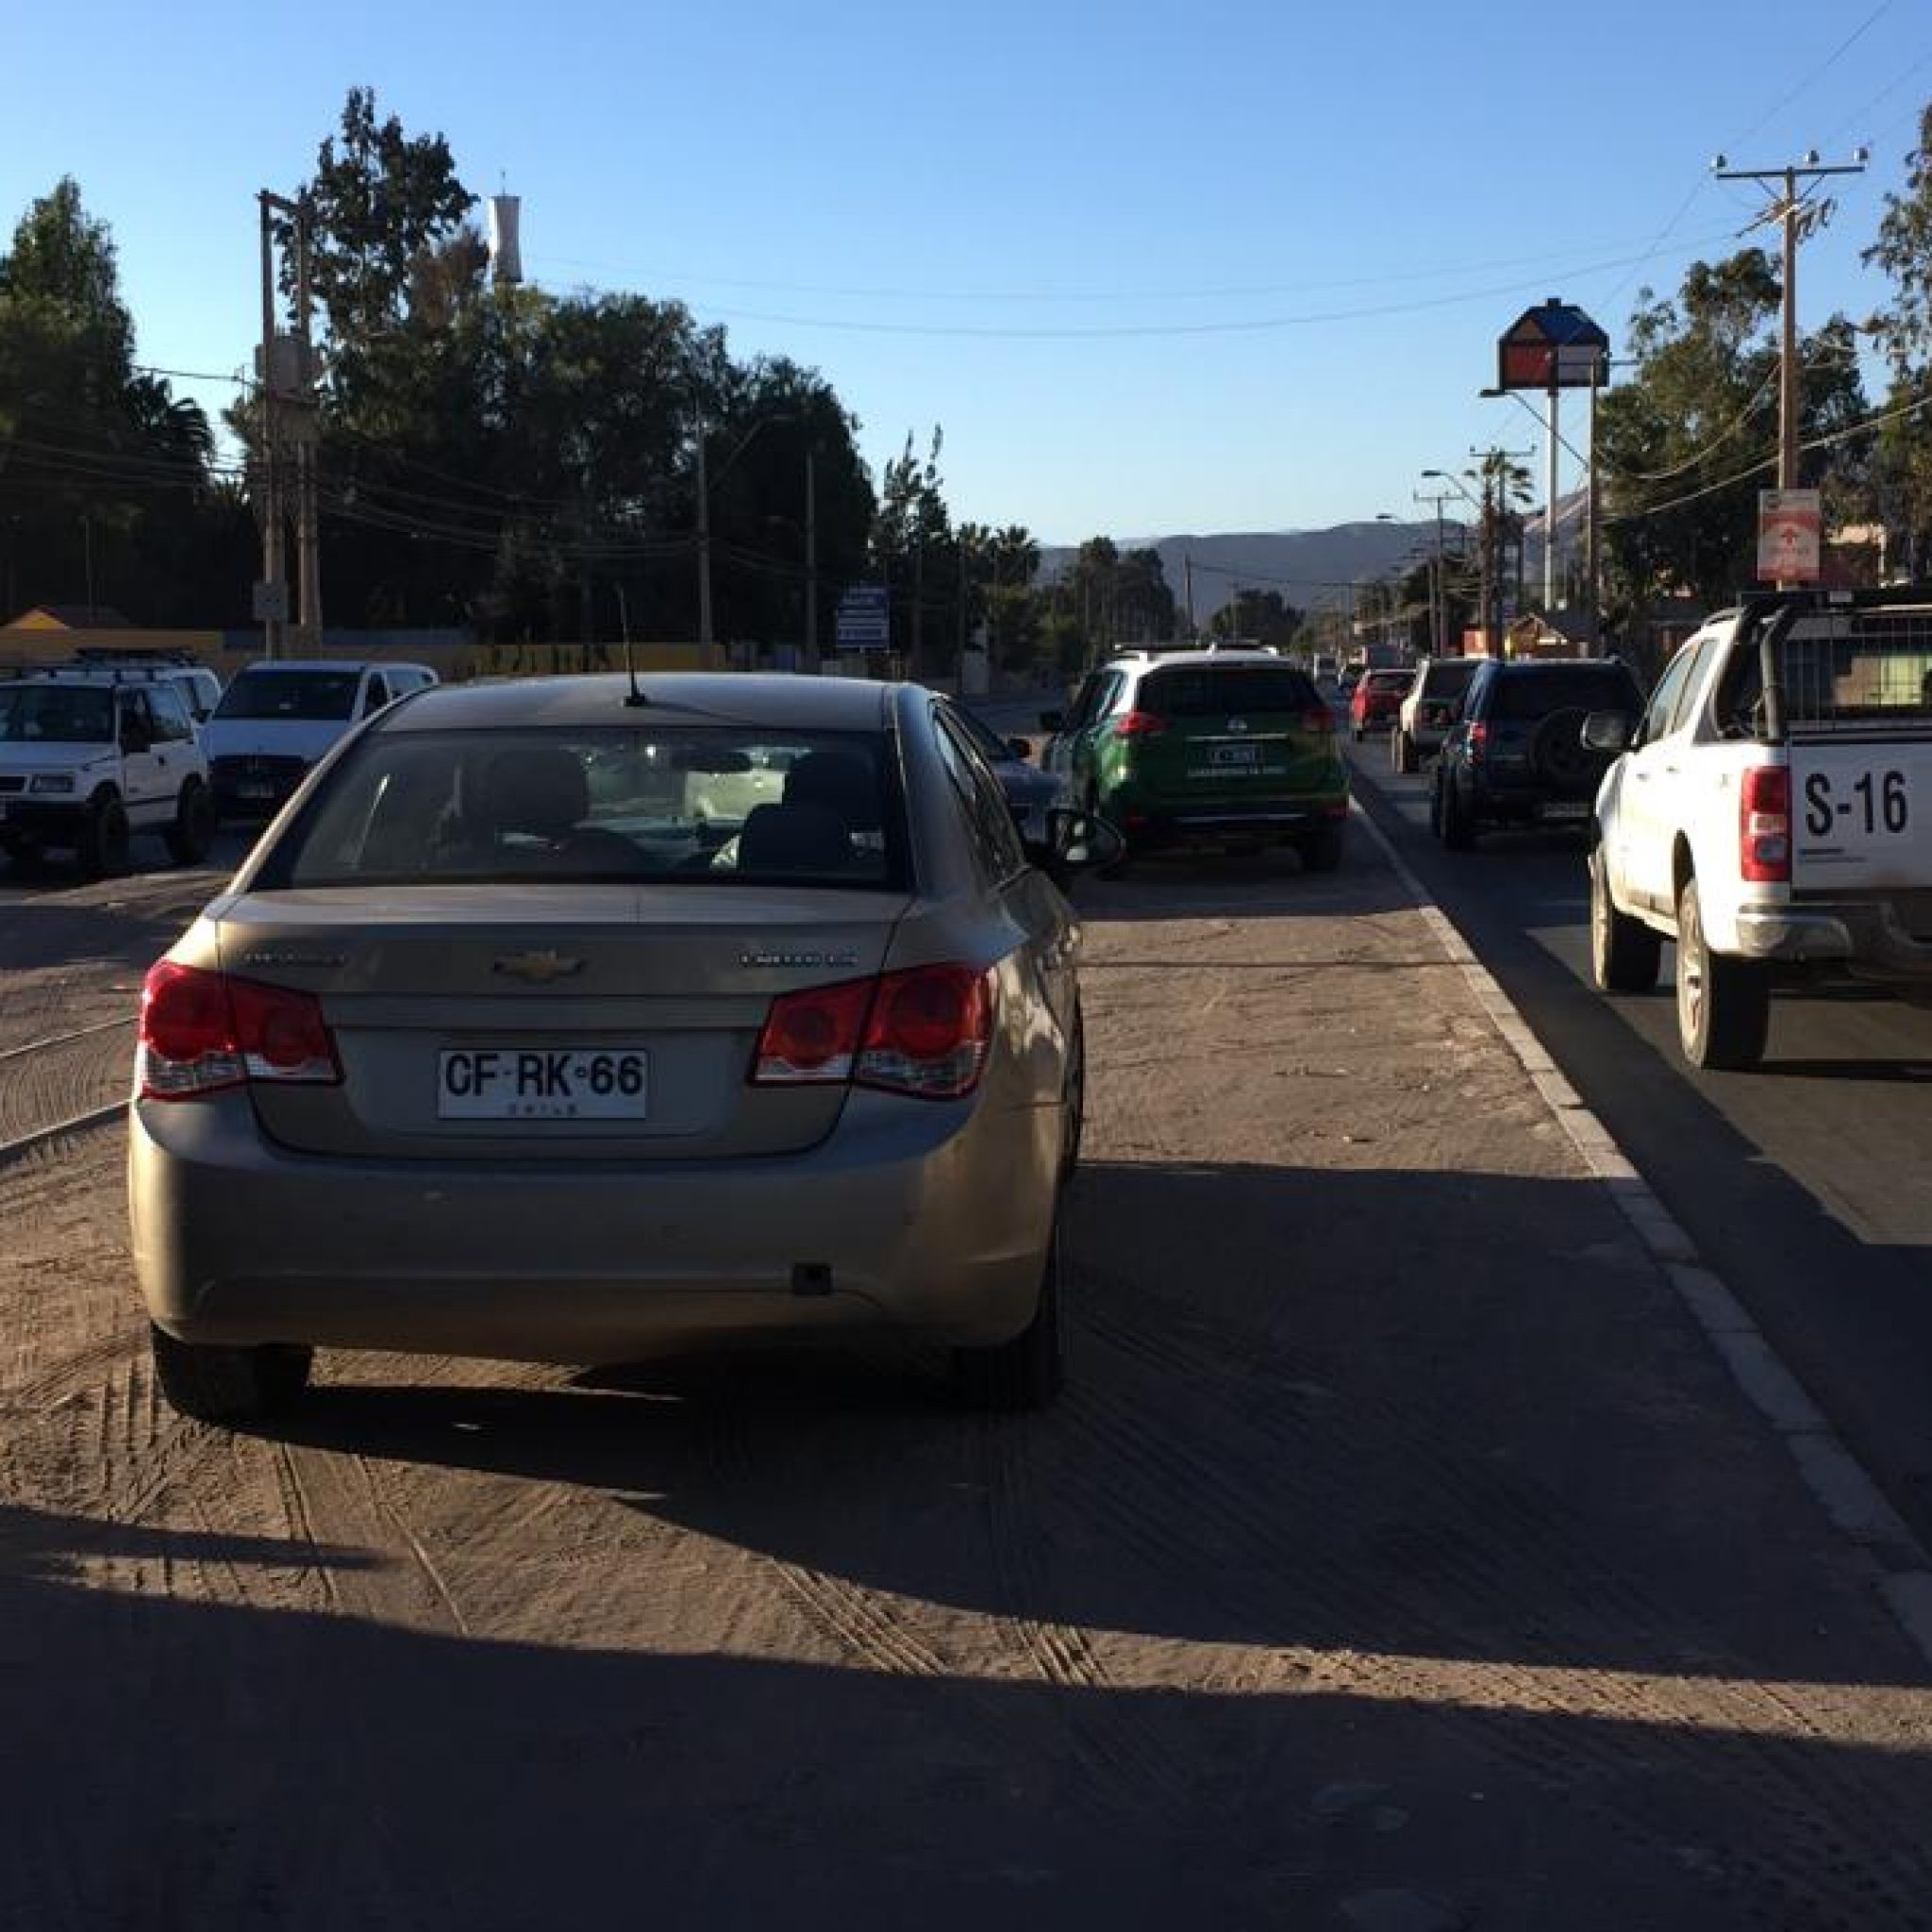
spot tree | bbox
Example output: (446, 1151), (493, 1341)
(292, 87), (477, 359)
(1862, 99), (1932, 576)
(1596, 247), (1868, 636)
(872, 428), (952, 671)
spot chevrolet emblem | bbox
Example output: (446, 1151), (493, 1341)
(492, 950), (585, 985)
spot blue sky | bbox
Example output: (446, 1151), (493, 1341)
(5, 0), (1929, 546)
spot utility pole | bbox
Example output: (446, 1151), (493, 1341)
(1413, 487), (1453, 655)
(693, 407), (712, 651)
(804, 449), (818, 673)
(1715, 147), (1870, 584)
(256, 193), (285, 658)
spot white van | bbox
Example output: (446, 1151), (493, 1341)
(205, 659), (437, 820)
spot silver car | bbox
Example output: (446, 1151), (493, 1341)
(129, 674), (1111, 1422)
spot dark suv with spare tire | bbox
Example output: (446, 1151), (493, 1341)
(1430, 657), (1644, 850)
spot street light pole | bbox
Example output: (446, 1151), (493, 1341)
(804, 449), (818, 672)
(694, 411), (712, 651)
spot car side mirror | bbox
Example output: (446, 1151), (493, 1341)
(1581, 710), (1633, 753)
(1034, 805), (1124, 876)
(1038, 709), (1065, 733)
(120, 719), (152, 755)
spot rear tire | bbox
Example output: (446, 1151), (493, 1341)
(952, 1218), (1065, 1412)
(163, 780), (215, 866)
(150, 1325), (313, 1425)
(1674, 876), (1769, 1070)
(75, 793), (129, 880)
(1438, 773), (1474, 850)
(1296, 822), (1345, 873)
(1059, 1014), (1085, 1181)
(1589, 848), (1661, 992)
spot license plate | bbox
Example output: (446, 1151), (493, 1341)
(239, 783), (275, 800)
(438, 1046), (649, 1121)
(1542, 800), (1591, 821)
(1208, 744), (1258, 768)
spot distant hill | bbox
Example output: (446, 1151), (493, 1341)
(1039, 521), (1450, 625)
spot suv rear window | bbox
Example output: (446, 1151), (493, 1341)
(1487, 666), (1641, 721)
(1140, 666), (1318, 716)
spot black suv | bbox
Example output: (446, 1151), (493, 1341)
(1430, 657), (1643, 849)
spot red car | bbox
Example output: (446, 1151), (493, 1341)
(1349, 667), (1412, 740)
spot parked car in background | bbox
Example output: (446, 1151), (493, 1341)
(33, 651), (225, 727)
(1430, 657), (1644, 849)
(1349, 667), (1411, 740)
(1392, 655), (1481, 773)
(940, 697), (1067, 845)
(1041, 646), (1349, 870)
(1588, 588), (1932, 1071)
(130, 673), (1118, 1424)
(0, 672), (214, 876)
(204, 658), (438, 821)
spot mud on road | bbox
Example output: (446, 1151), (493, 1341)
(5, 836), (1932, 1930)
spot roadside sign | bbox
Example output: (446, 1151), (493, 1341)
(1757, 489), (1822, 583)
(836, 585), (891, 652)
(251, 579), (289, 623)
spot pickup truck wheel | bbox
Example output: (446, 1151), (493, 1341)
(1674, 876), (1769, 1070)
(1438, 774), (1474, 850)
(163, 780), (215, 865)
(1590, 849), (1661, 992)
(75, 794), (129, 881)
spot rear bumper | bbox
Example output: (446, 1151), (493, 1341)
(129, 1084), (1061, 1362)
(1735, 901), (1932, 979)
(1119, 800), (1345, 847)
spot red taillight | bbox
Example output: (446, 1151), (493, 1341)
(859, 964), (994, 1097)
(138, 962), (341, 1100)
(1113, 709), (1167, 739)
(750, 977), (873, 1084)
(1300, 708), (1335, 735)
(1740, 764), (1791, 884)
(752, 964), (996, 1100)
(1465, 721), (1489, 758)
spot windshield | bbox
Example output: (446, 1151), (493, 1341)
(0, 684), (114, 744)
(268, 724), (908, 890)
(215, 670), (360, 722)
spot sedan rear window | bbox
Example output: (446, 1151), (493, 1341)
(215, 671), (362, 722)
(270, 726), (907, 889)
(1489, 668), (1641, 721)
(1141, 666), (1319, 716)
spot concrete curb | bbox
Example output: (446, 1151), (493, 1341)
(1350, 797), (1932, 1673)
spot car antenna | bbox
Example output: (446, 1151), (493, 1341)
(623, 638), (649, 708)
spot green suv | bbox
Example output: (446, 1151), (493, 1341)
(1041, 648), (1350, 869)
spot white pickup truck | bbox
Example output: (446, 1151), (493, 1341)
(1587, 589), (1932, 1070)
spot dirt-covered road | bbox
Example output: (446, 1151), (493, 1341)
(5, 837), (1932, 1930)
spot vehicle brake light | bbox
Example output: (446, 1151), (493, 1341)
(858, 964), (994, 1098)
(1740, 765), (1791, 883)
(1114, 709), (1167, 738)
(1465, 721), (1489, 759)
(751, 977), (874, 1084)
(752, 964), (996, 1099)
(138, 962), (341, 1100)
